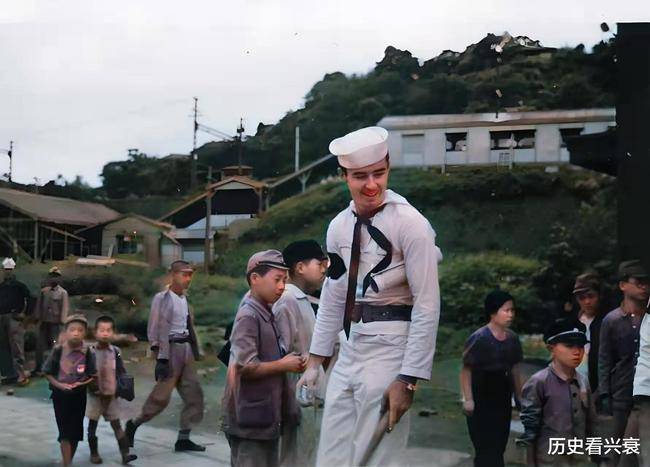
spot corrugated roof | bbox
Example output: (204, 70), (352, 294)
(0, 187), (120, 226)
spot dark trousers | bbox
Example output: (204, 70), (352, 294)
(227, 435), (279, 467)
(467, 400), (511, 467)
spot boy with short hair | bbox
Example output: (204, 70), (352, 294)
(517, 318), (596, 466)
(87, 315), (137, 465)
(43, 314), (96, 467)
(221, 250), (305, 467)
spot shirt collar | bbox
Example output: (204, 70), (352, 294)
(547, 363), (580, 387)
(245, 294), (273, 322)
(285, 283), (308, 300)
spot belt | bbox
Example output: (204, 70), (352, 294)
(169, 337), (191, 344)
(352, 304), (412, 323)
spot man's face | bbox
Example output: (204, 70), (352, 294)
(172, 270), (194, 291)
(66, 322), (87, 345)
(251, 268), (287, 304)
(295, 258), (327, 292)
(550, 342), (585, 369)
(342, 158), (390, 215)
(95, 322), (114, 343)
(620, 276), (650, 302)
(575, 290), (600, 315)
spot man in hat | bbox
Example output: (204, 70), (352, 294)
(34, 266), (70, 375)
(297, 127), (441, 466)
(517, 318), (595, 466)
(598, 259), (648, 467)
(273, 240), (328, 466)
(0, 257), (32, 386)
(125, 260), (205, 452)
(572, 272), (607, 393)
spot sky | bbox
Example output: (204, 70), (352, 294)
(0, 1), (645, 187)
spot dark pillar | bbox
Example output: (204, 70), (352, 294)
(616, 23), (650, 268)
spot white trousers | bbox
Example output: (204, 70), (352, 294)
(316, 333), (410, 467)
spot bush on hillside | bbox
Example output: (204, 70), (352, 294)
(439, 252), (544, 332)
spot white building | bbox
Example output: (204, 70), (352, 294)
(377, 108), (615, 169)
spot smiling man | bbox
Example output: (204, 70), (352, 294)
(297, 126), (441, 466)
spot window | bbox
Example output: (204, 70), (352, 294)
(445, 132), (467, 152)
(490, 130), (536, 149)
(560, 128), (583, 148)
(401, 134), (424, 166)
(116, 234), (138, 254)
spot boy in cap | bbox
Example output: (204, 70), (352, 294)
(43, 314), (97, 467)
(298, 127), (441, 466)
(86, 315), (137, 465)
(125, 260), (205, 452)
(571, 272), (607, 393)
(35, 266), (70, 375)
(221, 250), (305, 467)
(0, 257), (32, 386)
(517, 318), (595, 466)
(597, 260), (647, 466)
(273, 240), (328, 466)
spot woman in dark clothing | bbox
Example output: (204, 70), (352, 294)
(460, 290), (524, 467)
(571, 272), (610, 393)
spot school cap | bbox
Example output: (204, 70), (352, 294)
(572, 273), (601, 295)
(246, 250), (288, 275)
(64, 313), (89, 327)
(329, 126), (389, 169)
(2, 258), (16, 270)
(283, 240), (327, 269)
(169, 260), (195, 273)
(544, 318), (588, 346)
(618, 260), (649, 281)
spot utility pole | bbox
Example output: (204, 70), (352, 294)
(191, 97), (199, 191)
(204, 166), (213, 273)
(236, 118), (244, 175)
(295, 126), (300, 172)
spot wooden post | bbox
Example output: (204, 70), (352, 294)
(33, 220), (39, 262)
(204, 167), (213, 273)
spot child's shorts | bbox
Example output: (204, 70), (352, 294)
(52, 389), (87, 442)
(86, 394), (120, 421)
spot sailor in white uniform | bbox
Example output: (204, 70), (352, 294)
(298, 126), (442, 466)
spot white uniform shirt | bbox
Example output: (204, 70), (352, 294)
(633, 313), (650, 396)
(169, 290), (189, 337)
(309, 189), (441, 380)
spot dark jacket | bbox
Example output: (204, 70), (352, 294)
(147, 288), (200, 361)
(221, 295), (300, 440)
(598, 307), (642, 408)
(0, 277), (30, 315)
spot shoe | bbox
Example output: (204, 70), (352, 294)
(16, 378), (30, 387)
(117, 435), (137, 465)
(174, 439), (206, 452)
(125, 420), (137, 448)
(89, 436), (103, 464)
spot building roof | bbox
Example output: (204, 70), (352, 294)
(76, 212), (174, 233)
(159, 176), (266, 222)
(0, 187), (120, 226)
(377, 108), (616, 131)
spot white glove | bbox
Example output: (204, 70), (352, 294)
(296, 366), (320, 407)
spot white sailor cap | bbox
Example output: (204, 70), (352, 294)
(329, 126), (389, 170)
(2, 257), (16, 270)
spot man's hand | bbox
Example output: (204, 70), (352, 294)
(56, 382), (75, 391)
(279, 353), (305, 373)
(381, 380), (414, 432)
(462, 399), (475, 416)
(155, 359), (170, 381)
(297, 366), (320, 390)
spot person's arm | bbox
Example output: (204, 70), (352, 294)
(597, 317), (613, 413)
(309, 219), (348, 360)
(512, 363), (525, 406)
(45, 374), (74, 391)
(460, 365), (474, 415)
(231, 314), (305, 380)
(517, 376), (543, 446)
(273, 297), (300, 354)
